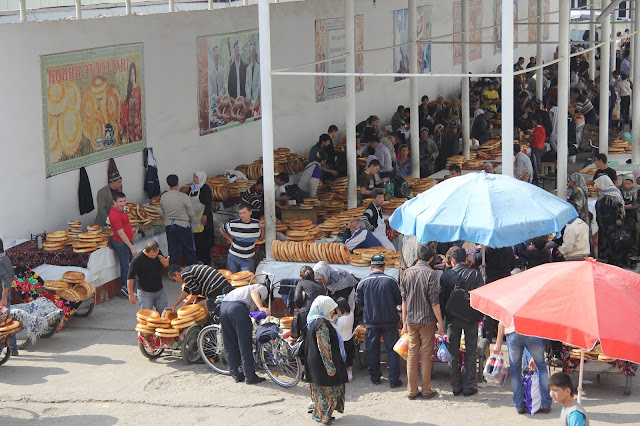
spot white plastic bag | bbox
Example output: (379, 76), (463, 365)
(523, 371), (541, 415)
(483, 353), (497, 377)
(437, 341), (453, 362)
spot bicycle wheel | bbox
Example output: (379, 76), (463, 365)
(259, 337), (301, 387)
(0, 339), (11, 366)
(40, 317), (62, 339)
(14, 318), (29, 350)
(198, 324), (230, 375)
(74, 303), (94, 317)
(181, 323), (204, 365)
(138, 339), (164, 359)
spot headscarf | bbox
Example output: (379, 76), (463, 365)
(633, 168), (640, 184)
(514, 167), (531, 182)
(313, 261), (358, 292)
(306, 296), (346, 361)
(190, 170), (207, 192)
(569, 172), (588, 196)
(595, 175), (624, 205)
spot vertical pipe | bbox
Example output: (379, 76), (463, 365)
(208, 0), (213, 10)
(633, 0), (640, 163)
(536, 0), (544, 102)
(612, 13), (618, 76)
(19, 0), (26, 22)
(409, 0), (420, 178)
(557, 0), (570, 200)
(258, 0), (276, 259)
(461, 0), (470, 160)
(501, 0), (514, 177)
(345, 0), (357, 209)
(243, 0), (248, 6)
(631, 14), (635, 78)
(600, 1), (611, 156)
(169, 0), (174, 13)
(589, 0), (596, 81)
(126, 0), (131, 15)
(75, 0), (82, 19)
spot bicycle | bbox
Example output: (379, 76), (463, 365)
(197, 276), (302, 387)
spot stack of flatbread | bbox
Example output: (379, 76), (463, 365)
(68, 221), (82, 239)
(405, 177), (435, 194)
(381, 198), (406, 215)
(271, 240), (350, 264)
(73, 232), (101, 253)
(43, 231), (68, 251)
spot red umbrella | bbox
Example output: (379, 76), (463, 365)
(469, 258), (640, 401)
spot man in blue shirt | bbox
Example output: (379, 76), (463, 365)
(344, 219), (382, 252)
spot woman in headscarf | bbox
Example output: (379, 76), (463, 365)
(514, 167), (531, 183)
(312, 262), (357, 308)
(594, 175), (625, 264)
(568, 172), (592, 252)
(633, 168), (640, 186)
(620, 174), (640, 244)
(187, 170), (214, 264)
(293, 266), (328, 344)
(304, 296), (348, 424)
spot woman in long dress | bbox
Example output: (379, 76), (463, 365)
(304, 296), (348, 424)
(594, 176), (625, 264)
(119, 62), (142, 143)
(568, 172), (592, 254)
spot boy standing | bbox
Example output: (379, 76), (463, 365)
(549, 372), (589, 426)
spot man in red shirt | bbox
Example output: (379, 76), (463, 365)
(109, 191), (137, 297)
(530, 113), (546, 178)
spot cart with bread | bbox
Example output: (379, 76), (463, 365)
(136, 305), (208, 364)
(197, 273), (302, 387)
(43, 271), (96, 318)
(561, 343), (635, 396)
(0, 306), (21, 366)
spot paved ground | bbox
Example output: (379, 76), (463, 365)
(1, 277), (638, 425)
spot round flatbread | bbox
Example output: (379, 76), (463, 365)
(172, 320), (195, 329)
(47, 82), (67, 116)
(81, 89), (99, 122)
(59, 107), (82, 157)
(83, 112), (106, 150)
(48, 114), (61, 154)
(90, 76), (107, 95)
(64, 81), (81, 111)
(104, 85), (120, 124)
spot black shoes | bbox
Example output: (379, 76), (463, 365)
(371, 377), (381, 385)
(540, 407), (552, 414)
(245, 376), (266, 385)
(233, 373), (245, 383)
(390, 380), (403, 388)
(422, 391), (439, 400)
(453, 391), (462, 396)
(463, 388), (478, 397)
(517, 408), (527, 415)
(408, 392), (422, 400)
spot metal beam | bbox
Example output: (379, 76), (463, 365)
(589, 0), (596, 80)
(633, 0), (640, 163)
(345, 0), (357, 209)
(536, 0), (544, 102)
(409, 0), (420, 179)
(597, 0), (625, 24)
(462, 0), (470, 160)
(557, 0), (570, 200)
(600, 0), (611, 156)
(258, 0), (276, 259)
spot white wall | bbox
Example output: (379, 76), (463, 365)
(0, 0), (558, 240)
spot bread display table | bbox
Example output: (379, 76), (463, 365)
(281, 205), (318, 224)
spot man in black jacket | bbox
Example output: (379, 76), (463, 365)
(440, 247), (485, 397)
(356, 254), (402, 387)
(471, 108), (495, 145)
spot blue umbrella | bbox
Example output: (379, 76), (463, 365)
(389, 172), (578, 248)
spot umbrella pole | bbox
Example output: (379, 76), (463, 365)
(578, 348), (585, 404)
(480, 246), (487, 281)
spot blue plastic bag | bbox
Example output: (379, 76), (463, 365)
(437, 341), (452, 362)
(522, 371), (541, 415)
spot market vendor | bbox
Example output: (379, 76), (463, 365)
(361, 189), (395, 250)
(167, 263), (233, 313)
(312, 261), (358, 307)
(357, 159), (388, 197)
(343, 219), (383, 251)
(220, 283), (270, 384)
(241, 176), (264, 219)
(110, 191), (137, 298)
(220, 204), (264, 273)
(126, 240), (170, 311)
(298, 150), (327, 197)
(0, 238), (18, 355)
(94, 172), (123, 227)
(274, 173), (290, 212)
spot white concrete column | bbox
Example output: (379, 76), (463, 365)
(345, 0), (358, 209)
(557, 0), (570, 200)
(126, 0), (131, 15)
(462, 0), (470, 159)
(409, 0), (420, 178)
(589, 0), (597, 81)
(208, 0), (213, 10)
(633, 0), (640, 163)
(19, 0), (26, 22)
(169, 0), (174, 13)
(258, 0), (276, 259)
(631, 13), (635, 78)
(600, 0), (611, 156)
(536, 0), (544, 101)
(501, 0), (514, 177)
(75, 0), (82, 19)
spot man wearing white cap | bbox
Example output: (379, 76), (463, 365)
(228, 40), (246, 99)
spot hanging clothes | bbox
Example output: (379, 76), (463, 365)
(78, 167), (94, 215)
(143, 149), (160, 199)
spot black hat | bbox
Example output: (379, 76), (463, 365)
(448, 120), (458, 128)
(370, 254), (385, 266)
(108, 172), (122, 183)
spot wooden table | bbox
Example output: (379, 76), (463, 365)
(281, 205), (318, 224)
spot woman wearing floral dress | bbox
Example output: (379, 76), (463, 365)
(119, 62), (142, 143)
(595, 176), (625, 264)
(568, 172), (592, 254)
(304, 296), (348, 424)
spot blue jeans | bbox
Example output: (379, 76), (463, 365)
(166, 224), (197, 266)
(531, 148), (543, 176)
(227, 253), (254, 274)
(365, 326), (400, 383)
(137, 288), (168, 312)
(112, 240), (133, 289)
(506, 332), (552, 410)
(220, 301), (257, 381)
(7, 291), (18, 355)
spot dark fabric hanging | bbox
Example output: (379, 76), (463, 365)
(78, 167), (95, 215)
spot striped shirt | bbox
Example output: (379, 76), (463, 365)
(181, 264), (232, 298)
(576, 95), (594, 115)
(241, 185), (264, 214)
(399, 260), (440, 325)
(361, 202), (382, 232)
(222, 218), (262, 258)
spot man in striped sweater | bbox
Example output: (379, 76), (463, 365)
(167, 263), (233, 313)
(220, 204), (264, 273)
(361, 189), (395, 250)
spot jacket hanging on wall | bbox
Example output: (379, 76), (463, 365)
(78, 167), (95, 215)
(143, 148), (160, 199)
